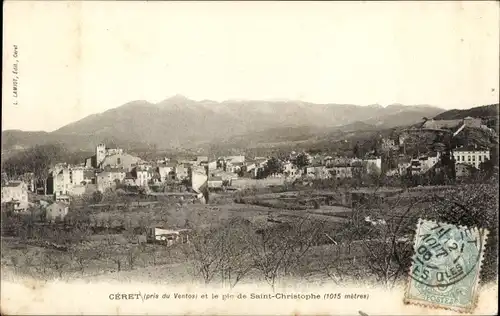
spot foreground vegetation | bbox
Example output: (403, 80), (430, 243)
(2, 178), (497, 290)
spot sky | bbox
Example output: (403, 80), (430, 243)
(2, 1), (499, 132)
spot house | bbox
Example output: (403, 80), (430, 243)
(453, 146), (490, 169)
(305, 166), (330, 179)
(69, 167), (85, 186)
(135, 166), (152, 187)
(363, 157), (382, 174)
(100, 153), (142, 171)
(1, 181), (29, 211)
(94, 143), (124, 167)
(67, 185), (86, 196)
(105, 147), (124, 156)
(283, 161), (299, 177)
(47, 166), (71, 195)
(423, 119), (463, 130)
(146, 227), (191, 245)
(455, 163), (473, 177)
(208, 176), (224, 189)
(83, 169), (96, 184)
(175, 165), (189, 181)
(84, 156), (97, 169)
(96, 168), (126, 191)
(310, 155), (324, 166)
(123, 172), (137, 186)
(158, 164), (176, 182)
(406, 152), (441, 175)
(420, 152), (441, 172)
(196, 156), (209, 164)
(45, 202), (69, 223)
(393, 158), (411, 176)
(254, 157), (268, 168)
(226, 155), (245, 164)
(151, 171), (162, 185)
(209, 170), (238, 182)
(408, 159), (424, 175)
(207, 160), (218, 171)
(330, 165), (354, 179)
(54, 194), (71, 203)
(463, 116), (482, 128)
(245, 160), (257, 172)
(323, 156), (334, 167)
(226, 161), (244, 173)
(46, 165), (86, 195)
(191, 166), (208, 195)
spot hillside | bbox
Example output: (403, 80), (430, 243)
(433, 104), (499, 120)
(2, 96), (444, 151)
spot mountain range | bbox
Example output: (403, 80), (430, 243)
(2, 95), (474, 153)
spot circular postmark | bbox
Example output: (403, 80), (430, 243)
(409, 220), (486, 288)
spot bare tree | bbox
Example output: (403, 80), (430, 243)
(70, 246), (99, 276)
(247, 217), (323, 291)
(217, 218), (254, 288)
(183, 226), (224, 284)
(183, 218), (254, 288)
(349, 189), (424, 287)
(425, 183), (498, 283)
(43, 251), (70, 279)
(127, 246), (140, 270)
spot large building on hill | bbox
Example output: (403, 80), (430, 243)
(423, 119), (463, 130)
(453, 146), (490, 169)
(85, 144), (141, 171)
(100, 153), (142, 171)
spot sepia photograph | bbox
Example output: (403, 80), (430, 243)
(1, 1), (499, 315)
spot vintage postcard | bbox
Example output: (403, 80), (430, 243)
(1, 1), (498, 315)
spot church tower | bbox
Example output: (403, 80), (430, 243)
(96, 143), (106, 168)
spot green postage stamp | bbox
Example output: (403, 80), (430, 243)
(404, 219), (489, 313)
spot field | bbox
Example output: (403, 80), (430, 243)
(2, 183), (497, 288)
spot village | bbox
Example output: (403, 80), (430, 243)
(2, 116), (493, 214)
(0, 114), (497, 288)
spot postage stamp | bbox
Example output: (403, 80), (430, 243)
(404, 218), (489, 313)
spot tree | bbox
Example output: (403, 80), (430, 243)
(183, 226), (225, 284)
(294, 153), (310, 169)
(127, 246), (140, 270)
(91, 191), (103, 204)
(424, 183), (498, 284)
(2, 144), (67, 194)
(264, 157), (284, 176)
(349, 191), (420, 287)
(349, 182), (498, 287)
(183, 219), (254, 288)
(247, 217), (324, 291)
(353, 142), (361, 159)
(43, 251), (71, 279)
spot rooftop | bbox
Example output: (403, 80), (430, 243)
(454, 146), (489, 152)
(331, 164), (352, 168)
(102, 167), (126, 173)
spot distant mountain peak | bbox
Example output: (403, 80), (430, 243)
(4, 98), (449, 152)
(163, 94), (192, 103)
